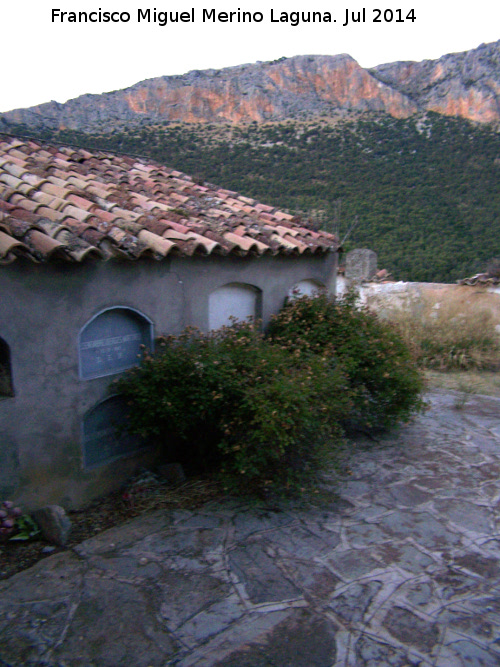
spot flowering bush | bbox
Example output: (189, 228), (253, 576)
(116, 322), (350, 495)
(267, 292), (424, 431)
(116, 295), (423, 496)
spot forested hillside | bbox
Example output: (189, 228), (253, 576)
(9, 112), (499, 282)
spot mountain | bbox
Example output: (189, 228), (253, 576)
(1, 42), (499, 284)
(370, 40), (500, 123)
(1, 41), (499, 131)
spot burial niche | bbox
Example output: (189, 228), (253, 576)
(208, 283), (261, 330)
(79, 307), (152, 380)
(0, 337), (14, 398)
(82, 395), (146, 468)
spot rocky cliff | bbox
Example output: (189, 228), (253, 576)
(370, 40), (500, 124)
(2, 41), (499, 131)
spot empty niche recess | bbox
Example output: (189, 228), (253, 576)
(0, 337), (14, 398)
(79, 307), (153, 380)
(208, 283), (261, 331)
(288, 279), (324, 300)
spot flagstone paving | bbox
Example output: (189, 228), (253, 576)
(1, 390), (500, 666)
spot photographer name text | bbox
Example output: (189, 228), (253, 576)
(51, 7), (417, 27)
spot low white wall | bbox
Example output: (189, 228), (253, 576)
(339, 281), (500, 332)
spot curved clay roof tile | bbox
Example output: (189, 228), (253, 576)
(137, 229), (176, 256)
(0, 230), (28, 259)
(24, 230), (67, 259)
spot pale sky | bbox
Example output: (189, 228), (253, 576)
(1, 1), (499, 113)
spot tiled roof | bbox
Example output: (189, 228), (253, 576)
(0, 135), (338, 264)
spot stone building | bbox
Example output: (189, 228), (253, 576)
(0, 135), (339, 508)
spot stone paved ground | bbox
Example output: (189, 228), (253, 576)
(1, 391), (500, 667)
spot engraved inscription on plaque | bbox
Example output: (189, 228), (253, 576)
(82, 395), (146, 468)
(79, 307), (152, 380)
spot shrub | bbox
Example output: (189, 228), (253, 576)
(115, 322), (351, 495)
(116, 295), (424, 496)
(267, 292), (425, 431)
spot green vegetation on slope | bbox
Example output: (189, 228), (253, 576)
(10, 112), (500, 282)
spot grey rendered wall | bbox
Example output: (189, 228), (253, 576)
(0, 251), (337, 509)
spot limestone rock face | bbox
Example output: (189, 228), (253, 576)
(0, 54), (416, 131)
(370, 40), (500, 123)
(2, 41), (499, 132)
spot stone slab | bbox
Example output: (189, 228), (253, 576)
(2, 391), (500, 666)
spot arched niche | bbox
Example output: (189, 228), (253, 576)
(82, 395), (146, 469)
(0, 337), (14, 398)
(208, 283), (261, 331)
(288, 279), (324, 300)
(79, 307), (153, 380)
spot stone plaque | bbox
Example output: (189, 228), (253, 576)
(82, 395), (146, 468)
(80, 308), (151, 380)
